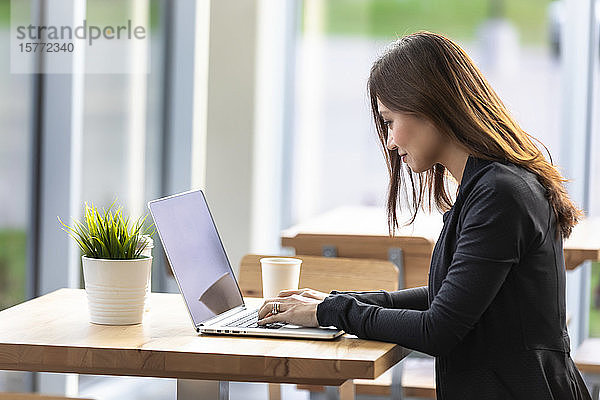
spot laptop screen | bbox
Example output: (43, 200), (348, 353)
(148, 190), (244, 326)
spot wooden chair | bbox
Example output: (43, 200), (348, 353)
(238, 253), (399, 297)
(280, 233), (434, 290)
(281, 233), (437, 399)
(238, 253), (400, 400)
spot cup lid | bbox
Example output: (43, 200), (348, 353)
(259, 257), (302, 264)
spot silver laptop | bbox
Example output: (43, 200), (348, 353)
(147, 189), (344, 340)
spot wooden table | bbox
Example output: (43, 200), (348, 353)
(281, 206), (600, 270)
(0, 288), (411, 400)
(281, 206), (442, 290)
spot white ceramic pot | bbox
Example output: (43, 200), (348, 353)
(82, 255), (152, 325)
(137, 235), (154, 311)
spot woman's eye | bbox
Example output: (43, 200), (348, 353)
(383, 120), (392, 127)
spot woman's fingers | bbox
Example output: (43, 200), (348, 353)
(258, 302), (320, 328)
(279, 288), (325, 300)
(258, 300), (289, 320)
(258, 293), (302, 317)
(258, 304), (291, 324)
(278, 288), (309, 297)
(257, 310), (286, 325)
(280, 288), (325, 301)
(258, 290), (321, 321)
(298, 291), (321, 300)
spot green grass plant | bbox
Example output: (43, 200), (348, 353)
(58, 199), (155, 260)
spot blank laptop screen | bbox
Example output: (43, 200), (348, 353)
(148, 190), (244, 326)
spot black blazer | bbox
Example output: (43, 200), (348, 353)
(316, 154), (592, 399)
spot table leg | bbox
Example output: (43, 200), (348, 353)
(177, 379), (229, 400)
(323, 379), (355, 400)
(390, 361), (404, 400)
(268, 383), (282, 400)
(578, 262), (591, 347)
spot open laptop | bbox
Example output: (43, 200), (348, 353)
(147, 189), (344, 340)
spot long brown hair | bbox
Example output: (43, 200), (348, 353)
(367, 31), (583, 240)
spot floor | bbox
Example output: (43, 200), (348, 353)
(0, 371), (311, 400)
(78, 377), (311, 400)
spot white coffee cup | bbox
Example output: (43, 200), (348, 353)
(260, 257), (302, 298)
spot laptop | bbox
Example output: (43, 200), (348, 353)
(147, 189), (344, 340)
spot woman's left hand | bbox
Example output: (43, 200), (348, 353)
(257, 294), (322, 328)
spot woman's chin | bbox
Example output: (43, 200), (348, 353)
(405, 159), (419, 172)
(406, 159), (434, 173)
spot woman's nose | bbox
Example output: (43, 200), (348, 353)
(386, 134), (397, 150)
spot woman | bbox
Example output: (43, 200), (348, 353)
(257, 31), (592, 399)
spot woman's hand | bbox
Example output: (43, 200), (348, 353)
(257, 291), (325, 328)
(277, 288), (330, 301)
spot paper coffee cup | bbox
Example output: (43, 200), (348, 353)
(260, 257), (302, 298)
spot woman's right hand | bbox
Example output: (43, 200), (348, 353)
(277, 288), (330, 301)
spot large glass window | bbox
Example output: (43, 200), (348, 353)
(291, 0), (562, 222)
(0, 0), (29, 312)
(81, 0), (163, 212)
(76, 0), (167, 395)
(292, 0), (600, 339)
(0, 0), (30, 392)
(585, 0), (600, 337)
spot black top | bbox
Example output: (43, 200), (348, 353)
(316, 154), (592, 399)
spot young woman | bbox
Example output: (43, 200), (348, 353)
(257, 31), (592, 399)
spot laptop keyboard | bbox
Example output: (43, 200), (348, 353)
(224, 309), (285, 329)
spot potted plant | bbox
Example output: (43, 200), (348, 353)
(58, 200), (155, 325)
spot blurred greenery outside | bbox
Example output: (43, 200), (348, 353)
(0, 0), (160, 30)
(0, 0), (7, 26)
(589, 262), (600, 337)
(0, 230), (25, 310)
(1, 0), (552, 45)
(304, 0), (553, 45)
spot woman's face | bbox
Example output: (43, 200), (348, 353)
(377, 98), (445, 173)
